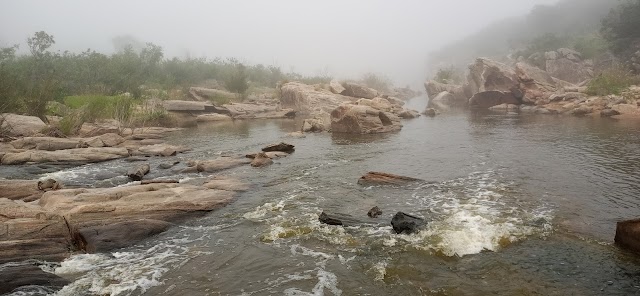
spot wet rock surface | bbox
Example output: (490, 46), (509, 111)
(391, 212), (426, 234)
(358, 172), (422, 186)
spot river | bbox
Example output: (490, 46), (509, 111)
(4, 97), (640, 295)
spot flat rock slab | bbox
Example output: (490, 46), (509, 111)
(1, 147), (130, 165)
(0, 264), (70, 294)
(195, 157), (251, 173)
(358, 172), (422, 186)
(0, 180), (43, 201)
(76, 219), (172, 253)
(135, 144), (190, 157)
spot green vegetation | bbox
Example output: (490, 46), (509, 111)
(361, 73), (392, 93)
(586, 64), (639, 96)
(0, 31), (332, 120)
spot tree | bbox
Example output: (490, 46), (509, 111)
(601, 0), (640, 53)
(225, 63), (249, 95)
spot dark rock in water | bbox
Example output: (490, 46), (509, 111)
(319, 212), (343, 226)
(262, 142), (295, 153)
(319, 211), (382, 227)
(358, 172), (422, 186)
(158, 161), (180, 169)
(615, 218), (640, 254)
(601, 109), (621, 117)
(391, 212), (425, 234)
(368, 206), (382, 218)
(75, 219), (172, 253)
(0, 264), (70, 294)
(127, 164), (150, 181)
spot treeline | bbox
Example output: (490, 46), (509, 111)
(0, 31), (331, 118)
(427, 0), (631, 71)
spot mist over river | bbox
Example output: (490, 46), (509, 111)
(4, 97), (640, 295)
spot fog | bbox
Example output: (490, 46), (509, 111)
(0, 0), (559, 87)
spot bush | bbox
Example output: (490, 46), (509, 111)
(361, 73), (392, 93)
(434, 67), (463, 84)
(224, 63), (249, 95)
(586, 64), (639, 96)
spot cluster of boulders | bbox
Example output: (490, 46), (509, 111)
(280, 81), (420, 134)
(0, 117), (188, 165)
(424, 53), (640, 118)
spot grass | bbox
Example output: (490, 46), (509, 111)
(586, 65), (639, 96)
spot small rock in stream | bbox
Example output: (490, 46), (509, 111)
(127, 164), (151, 181)
(367, 206), (382, 218)
(391, 212), (425, 234)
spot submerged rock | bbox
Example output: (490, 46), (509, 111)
(367, 206), (382, 218)
(251, 152), (273, 167)
(391, 212), (425, 234)
(75, 219), (172, 253)
(0, 264), (70, 295)
(358, 172), (422, 186)
(262, 142), (295, 153)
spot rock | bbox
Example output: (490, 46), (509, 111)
(329, 80), (346, 94)
(468, 58), (519, 94)
(368, 206), (382, 218)
(489, 103), (520, 112)
(280, 82), (354, 114)
(0, 180), (43, 201)
(423, 108), (437, 117)
(96, 133), (125, 147)
(195, 157), (251, 173)
(222, 102), (295, 119)
(398, 109), (420, 119)
(330, 104), (402, 134)
(469, 91), (520, 109)
(75, 219), (172, 253)
(140, 179), (179, 185)
(127, 164), (150, 181)
(136, 144), (190, 157)
(203, 176), (249, 192)
(389, 87), (420, 100)
(391, 212), (425, 234)
(286, 131), (306, 138)
(600, 109), (621, 117)
(1, 147), (130, 165)
(163, 100), (216, 112)
(262, 142), (295, 153)
(342, 82), (379, 99)
(196, 113), (233, 122)
(515, 62), (558, 93)
(78, 120), (121, 137)
(612, 104), (640, 116)
(357, 172), (422, 186)
(318, 211), (379, 227)
(158, 161), (180, 169)
(37, 178), (62, 191)
(251, 152), (274, 167)
(10, 137), (84, 151)
(0, 114), (47, 137)
(570, 105), (593, 116)
(302, 112), (331, 132)
(0, 264), (70, 295)
(424, 82), (469, 110)
(615, 218), (640, 254)
(246, 151), (290, 159)
(189, 87), (238, 104)
(546, 58), (592, 84)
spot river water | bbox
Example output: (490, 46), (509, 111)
(4, 97), (640, 295)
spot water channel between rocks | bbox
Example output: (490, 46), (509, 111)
(4, 97), (640, 296)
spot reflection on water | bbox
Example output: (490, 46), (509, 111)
(4, 97), (640, 295)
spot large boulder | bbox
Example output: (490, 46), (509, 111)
(515, 62), (558, 92)
(469, 91), (520, 109)
(10, 137), (84, 151)
(342, 82), (379, 99)
(428, 91), (463, 111)
(329, 80), (346, 94)
(424, 80), (470, 106)
(544, 49), (593, 84)
(330, 104), (402, 134)
(1, 114), (47, 137)
(0, 180), (44, 202)
(280, 82), (354, 114)
(467, 58), (519, 94)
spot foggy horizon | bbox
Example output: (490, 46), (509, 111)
(1, 0), (559, 87)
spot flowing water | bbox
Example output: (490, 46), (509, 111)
(4, 97), (640, 295)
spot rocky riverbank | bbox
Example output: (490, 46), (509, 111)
(424, 51), (640, 119)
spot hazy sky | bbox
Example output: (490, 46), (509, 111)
(1, 0), (559, 86)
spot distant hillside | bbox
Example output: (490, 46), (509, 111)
(427, 0), (619, 72)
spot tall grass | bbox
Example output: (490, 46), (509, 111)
(586, 64), (639, 96)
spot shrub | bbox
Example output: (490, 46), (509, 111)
(224, 63), (249, 95)
(361, 72), (392, 93)
(586, 64), (639, 96)
(434, 67), (463, 84)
